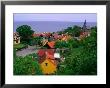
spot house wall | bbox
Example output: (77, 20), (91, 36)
(14, 36), (20, 44)
(40, 59), (57, 74)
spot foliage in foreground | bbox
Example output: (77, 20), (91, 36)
(14, 43), (27, 50)
(14, 55), (42, 75)
(56, 28), (97, 75)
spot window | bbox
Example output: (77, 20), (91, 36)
(45, 63), (48, 66)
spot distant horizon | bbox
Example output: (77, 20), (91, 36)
(14, 21), (97, 33)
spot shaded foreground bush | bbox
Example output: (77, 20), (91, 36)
(56, 28), (97, 75)
(14, 55), (42, 75)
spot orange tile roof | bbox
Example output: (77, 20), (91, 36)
(47, 41), (55, 48)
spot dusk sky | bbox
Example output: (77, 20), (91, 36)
(14, 13), (97, 22)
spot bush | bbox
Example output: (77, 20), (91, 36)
(14, 55), (42, 75)
(29, 37), (42, 46)
(55, 40), (69, 49)
(14, 44), (27, 50)
(56, 28), (97, 75)
(67, 39), (79, 48)
(55, 39), (79, 49)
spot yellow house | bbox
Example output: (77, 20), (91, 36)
(39, 58), (57, 75)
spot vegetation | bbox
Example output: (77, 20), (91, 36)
(16, 25), (34, 44)
(63, 25), (81, 37)
(29, 37), (42, 46)
(14, 24), (97, 75)
(55, 38), (79, 49)
(14, 54), (42, 75)
(56, 27), (97, 75)
(14, 43), (27, 50)
(55, 40), (69, 49)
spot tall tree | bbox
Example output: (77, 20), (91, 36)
(16, 25), (34, 44)
(73, 25), (81, 37)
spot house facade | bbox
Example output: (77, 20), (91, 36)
(13, 32), (20, 44)
(40, 58), (57, 74)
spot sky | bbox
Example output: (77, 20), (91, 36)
(14, 13), (97, 22)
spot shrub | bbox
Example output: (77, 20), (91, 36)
(14, 43), (27, 51)
(56, 28), (97, 75)
(14, 55), (42, 75)
(55, 40), (69, 49)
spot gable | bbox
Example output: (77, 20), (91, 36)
(40, 58), (57, 74)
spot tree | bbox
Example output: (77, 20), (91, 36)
(16, 25), (34, 44)
(63, 26), (81, 37)
(64, 27), (73, 35)
(56, 27), (97, 75)
(67, 38), (79, 48)
(73, 25), (81, 37)
(29, 37), (42, 46)
(55, 40), (69, 49)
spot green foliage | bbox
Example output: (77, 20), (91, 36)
(55, 38), (79, 49)
(14, 55), (42, 75)
(13, 49), (16, 59)
(72, 26), (81, 37)
(55, 40), (69, 49)
(14, 44), (27, 50)
(67, 38), (79, 48)
(28, 53), (39, 61)
(16, 25), (34, 44)
(57, 28), (97, 75)
(29, 37), (42, 46)
(63, 25), (81, 37)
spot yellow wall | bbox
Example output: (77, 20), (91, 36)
(40, 59), (57, 74)
(14, 37), (20, 44)
(14, 39), (20, 44)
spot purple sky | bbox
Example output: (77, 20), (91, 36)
(14, 13), (97, 22)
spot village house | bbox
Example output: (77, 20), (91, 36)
(13, 32), (20, 44)
(37, 49), (57, 74)
(42, 39), (55, 49)
(37, 48), (65, 74)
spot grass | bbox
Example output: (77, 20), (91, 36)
(14, 43), (27, 50)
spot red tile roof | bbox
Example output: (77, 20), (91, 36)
(33, 33), (41, 37)
(37, 49), (55, 57)
(37, 49), (45, 57)
(46, 49), (55, 59)
(46, 49), (55, 55)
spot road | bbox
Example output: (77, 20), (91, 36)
(16, 45), (37, 57)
